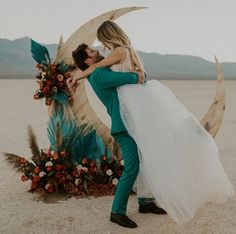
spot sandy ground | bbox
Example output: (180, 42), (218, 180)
(0, 79), (235, 234)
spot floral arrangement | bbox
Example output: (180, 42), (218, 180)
(3, 39), (124, 198)
(31, 39), (73, 105)
(33, 62), (73, 105)
(16, 150), (123, 196)
(3, 124), (123, 197)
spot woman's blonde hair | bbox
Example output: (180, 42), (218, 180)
(97, 21), (144, 72)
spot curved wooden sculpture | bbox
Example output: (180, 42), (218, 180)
(200, 56), (225, 137)
(49, 7), (225, 158)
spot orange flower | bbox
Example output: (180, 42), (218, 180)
(102, 155), (107, 161)
(35, 64), (42, 69)
(45, 99), (53, 105)
(21, 175), (28, 181)
(52, 152), (58, 160)
(20, 157), (27, 164)
(34, 167), (41, 174)
(65, 72), (71, 78)
(57, 74), (64, 82)
(91, 166), (97, 173)
(33, 94), (40, 100)
(89, 166), (97, 173)
(50, 64), (57, 72)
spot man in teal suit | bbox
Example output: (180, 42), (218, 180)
(70, 44), (166, 228)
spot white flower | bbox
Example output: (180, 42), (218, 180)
(82, 167), (88, 173)
(75, 178), (80, 185)
(112, 178), (119, 185)
(45, 161), (53, 167)
(41, 72), (46, 78)
(77, 164), (83, 171)
(106, 169), (113, 176)
(120, 160), (124, 166)
(39, 171), (46, 177)
(45, 183), (50, 189)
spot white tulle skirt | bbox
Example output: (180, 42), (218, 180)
(117, 80), (235, 224)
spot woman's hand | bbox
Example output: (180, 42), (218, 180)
(134, 70), (145, 84)
(67, 76), (78, 92)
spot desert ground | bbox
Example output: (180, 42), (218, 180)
(0, 79), (235, 234)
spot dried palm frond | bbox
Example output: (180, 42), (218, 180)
(2, 152), (22, 172)
(56, 122), (62, 151)
(27, 125), (41, 165)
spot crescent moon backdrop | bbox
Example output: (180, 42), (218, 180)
(52, 7), (225, 152)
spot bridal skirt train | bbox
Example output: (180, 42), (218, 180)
(117, 80), (235, 224)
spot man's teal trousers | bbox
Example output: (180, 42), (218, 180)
(111, 131), (140, 214)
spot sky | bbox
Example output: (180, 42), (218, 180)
(0, 0), (236, 62)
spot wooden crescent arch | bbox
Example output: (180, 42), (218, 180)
(50, 7), (225, 157)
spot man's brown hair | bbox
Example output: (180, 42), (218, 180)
(72, 43), (89, 71)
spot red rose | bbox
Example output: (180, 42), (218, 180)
(55, 164), (65, 171)
(117, 170), (122, 177)
(91, 166), (97, 173)
(55, 172), (63, 178)
(82, 158), (88, 164)
(57, 82), (64, 88)
(72, 170), (79, 177)
(32, 176), (40, 184)
(47, 186), (54, 193)
(42, 87), (48, 93)
(46, 166), (53, 172)
(59, 176), (66, 184)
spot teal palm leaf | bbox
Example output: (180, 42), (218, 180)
(31, 39), (51, 65)
(47, 108), (103, 163)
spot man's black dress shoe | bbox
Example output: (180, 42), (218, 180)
(110, 212), (138, 228)
(139, 203), (167, 214)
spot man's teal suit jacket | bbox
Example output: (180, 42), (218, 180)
(88, 67), (138, 135)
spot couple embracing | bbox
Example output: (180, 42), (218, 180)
(67, 21), (234, 228)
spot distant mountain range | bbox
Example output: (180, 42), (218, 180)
(0, 37), (235, 80)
